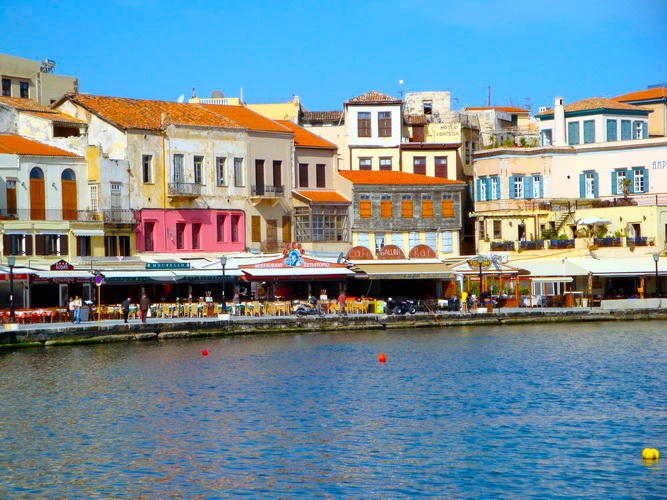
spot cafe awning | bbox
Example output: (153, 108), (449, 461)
(352, 262), (454, 280)
(174, 269), (243, 281)
(101, 270), (177, 283)
(31, 270), (94, 284)
(242, 267), (355, 279)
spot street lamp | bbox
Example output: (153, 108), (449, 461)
(653, 252), (661, 297)
(7, 256), (15, 323)
(220, 256), (228, 314)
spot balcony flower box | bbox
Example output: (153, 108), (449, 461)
(593, 237), (622, 247)
(490, 241), (515, 251)
(519, 240), (544, 250)
(627, 236), (651, 247)
(549, 239), (575, 249)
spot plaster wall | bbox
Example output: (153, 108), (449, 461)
(404, 92), (451, 116)
(294, 147), (336, 190)
(401, 150), (458, 180)
(302, 123), (347, 171)
(0, 106), (18, 134)
(349, 147), (400, 171)
(346, 104), (402, 148)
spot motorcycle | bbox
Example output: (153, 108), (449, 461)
(293, 297), (326, 318)
(386, 297), (417, 315)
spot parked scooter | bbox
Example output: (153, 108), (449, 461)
(293, 296), (326, 317)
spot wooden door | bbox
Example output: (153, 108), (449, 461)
(255, 160), (265, 195)
(6, 180), (16, 216)
(282, 215), (291, 242)
(30, 178), (45, 220)
(266, 219), (277, 243)
(62, 179), (77, 220)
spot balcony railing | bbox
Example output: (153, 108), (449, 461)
(0, 209), (102, 221)
(593, 237), (622, 247)
(103, 209), (137, 224)
(260, 239), (286, 253)
(549, 239), (575, 249)
(251, 185), (284, 197)
(490, 241), (515, 251)
(168, 183), (202, 197)
(519, 240), (544, 250)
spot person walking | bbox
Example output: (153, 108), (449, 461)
(461, 290), (468, 313)
(121, 297), (132, 323)
(73, 296), (83, 324)
(139, 294), (150, 323)
(337, 290), (347, 316)
(68, 297), (76, 323)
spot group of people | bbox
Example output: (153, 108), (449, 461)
(67, 294), (152, 324)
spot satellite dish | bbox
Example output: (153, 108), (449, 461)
(177, 95), (185, 103)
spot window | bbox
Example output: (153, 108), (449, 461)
(379, 157), (392, 171)
(216, 157), (226, 186)
(532, 175), (542, 198)
(298, 163), (309, 188)
(567, 121), (580, 145)
(401, 194), (413, 218)
(359, 158), (372, 170)
(423, 100), (433, 115)
(176, 223), (185, 249)
(110, 182), (121, 208)
(421, 194), (433, 217)
(425, 232), (436, 250)
(635, 121), (643, 140)
(6, 234), (24, 255)
(144, 222), (155, 251)
(479, 177), (487, 201)
(142, 155), (152, 183)
(19, 81), (28, 98)
(282, 215), (291, 242)
(621, 120), (631, 140)
(442, 231), (453, 253)
(375, 232), (385, 251)
(380, 195), (392, 218)
(173, 154), (184, 183)
(583, 172), (597, 199)
(583, 120), (595, 144)
(316, 164), (325, 188)
(479, 220), (486, 241)
(378, 112), (392, 137)
(434, 157), (447, 178)
(194, 156), (204, 184)
(1, 78), (10, 96)
(217, 214), (226, 242)
(231, 215), (240, 242)
(513, 176), (524, 199)
(104, 236), (117, 257)
(76, 236), (91, 256)
(357, 112), (371, 137)
(615, 169), (627, 195)
(413, 157), (426, 175)
(192, 223), (201, 249)
(43, 235), (60, 256)
(606, 120), (617, 142)
(541, 129), (553, 146)
(442, 194), (454, 217)
(409, 232), (420, 249)
(493, 220), (502, 239)
(357, 232), (369, 247)
(295, 206), (348, 242)
(89, 184), (99, 211)
(490, 176), (500, 200)
(251, 215), (261, 242)
(119, 236), (130, 256)
(234, 158), (244, 186)
(359, 194), (371, 218)
(273, 160), (282, 187)
(6, 180), (16, 216)
(633, 167), (648, 193)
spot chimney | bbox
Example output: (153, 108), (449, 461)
(553, 96), (566, 146)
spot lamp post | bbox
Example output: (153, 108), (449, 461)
(8, 256), (16, 323)
(653, 252), (661, 297)
(220, 256), (228, 314)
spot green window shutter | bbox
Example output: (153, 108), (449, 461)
(485, 177), (492, 199)
(593, 172), (599, 198)
(524, 176), (533, 199)
(642, 167), (649, 193)
(607, 120), (617, 142)
(568, 122), (580, 145)
(584, 120), (595, 144)
(476, 178), (480, 201)
(611, 170), (618, 195)
(621, 120), (631, 140)
(642, 122), (648, 139)
(537, 175), (544, 198)
(509, 176), (515, 199)
(495, 177), (502, 199)
(579, 173), (586, 198)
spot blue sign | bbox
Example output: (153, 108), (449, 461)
(284, 250), (304, 267)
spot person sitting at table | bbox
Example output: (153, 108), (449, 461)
(121, 297), (132, 323)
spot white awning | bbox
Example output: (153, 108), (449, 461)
(101, 270), (177, 282)
(174, 269), (243, 281)
(72, 229), (105, 237)
(530, 277), (574, 283)
(242, 267), (354, 278)
(36, 270), (94, 279)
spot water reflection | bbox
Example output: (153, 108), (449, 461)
(0, 322), (665, 497)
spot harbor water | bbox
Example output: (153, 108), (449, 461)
(1, 321), (666, 498)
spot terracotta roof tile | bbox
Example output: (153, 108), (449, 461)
(338, 170), (464, 185)
(465, 106), (530, 113)
(0, 96), (85, 124)
(301, 110), (344, 122)
(276, 120), (336, 148)
(345, 91), (402, 105)
(535, 97), (652, 117)
(67, 94), (242, 130)
(0, 135), (80, 157)
(612, 87), (667, 102)
(200, 104), (291, 133)
(294, 190), (350, 203)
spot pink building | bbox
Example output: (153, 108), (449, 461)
(137, 209), (245, 253)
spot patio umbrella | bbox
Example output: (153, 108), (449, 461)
(577, 216), (612, 225)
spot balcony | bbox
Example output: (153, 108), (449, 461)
(250, 185), (285, 206)
(168, 183), (202, 197)
(103, 209), (138, 224)
(260, 240), (286, 253)
(0, 209), (102, 222)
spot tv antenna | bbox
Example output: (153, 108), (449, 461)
(397, 79), (404, 98)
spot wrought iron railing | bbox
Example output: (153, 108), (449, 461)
(168, 183), (202, 196)
(103, 209), (137, 224)
(251, 185), (284, 197)
(260, 240), (286, 253)
(0, 209), (103, 221)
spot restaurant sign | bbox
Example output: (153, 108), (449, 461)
(240, 255), (345, 270)
(408, 244), (437, 259)
(467, 256), (491, 270)
(146, 262), (191, 269)
(50, 259), (73, 271)
(346, 246), (374, 260)
(376, 245), (406, 260)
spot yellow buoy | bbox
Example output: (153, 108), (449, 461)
(642, 448), (660, 460)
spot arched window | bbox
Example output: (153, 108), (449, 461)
(61, 169), (76, 181)
(30, 167), (44, 179)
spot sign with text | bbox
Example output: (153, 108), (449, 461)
(426, 122), (461, 143)
(376, 245), (406, 260)
(346, 246), (374, 260)
(146, 262), (191, 269)
(239, 255), (345, 270)
(50, 259), (73, 271)
(408, 244), (437, 259)
(467, 256), (491, 270)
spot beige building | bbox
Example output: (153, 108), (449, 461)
(612, 86), (667, 138)
(0, 53), (78, 106)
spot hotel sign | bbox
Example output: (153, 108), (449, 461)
(146, 263), (191, 269)
(426, 122), (461, 143)
(50, 259), (73, 271)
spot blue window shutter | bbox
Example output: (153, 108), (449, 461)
(537, 175), (544, 198)
(626, 169), (634, 194)
(524, 176), (533, 199)
(621, 120), (631, 140)
(568, 122), (580, 145)
(607, 120), (617, 142)
(476, 178), (481, 201)
(642, 122), (648, 139)
(584, 120), (595, 144)
(497, 177), (502, 199)
(485, 177), (492, 199)
(509, 176), (515, 199)
(611, 170), (618, 195)
(643, 167), (649, 193)
(579, 173), (585, 198)
(593, 172), (599, 198)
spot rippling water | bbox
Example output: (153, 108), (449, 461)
(1, 321), (666, 498)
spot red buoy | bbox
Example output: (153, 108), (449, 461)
(201, 349), (209, 356)
(378, 353), (386, 363)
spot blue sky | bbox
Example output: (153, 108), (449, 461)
(2, 0), (666, 113)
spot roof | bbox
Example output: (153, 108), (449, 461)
(351, 262), (453, 279)
(65, 94), (243, 131)
(338, 170), (464, 185)
(276, 120), (337, 148)
(612, 87), (667, 103)
(0, 134), (80, 157)
(200, 104), (291, 133)
(465, 106), (530, 113)
(293, 190), (350, 203)
(535, 97), (652, 117)
(301, 110), (344, 122)
(0, 96), (85, 125)
(345, 91), (402, 105)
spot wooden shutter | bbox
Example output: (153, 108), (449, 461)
(30, 178), (45, 220)
(3, 235), (10, 255)
(282, 215), (291, 242)
(316, 164), (325, 188)
(60, 235), (69, 256)
(442, 200), (454, 217)
(24, 234), (33, 255)
(35, 235), (45, 255)
(381, 200), (392, 218)
(401, 200), (413, 218)
(273, 161), (282, 187)
(360, 200), (372, 218)
(6, 185), (16, 215)
(422, 200), (433, 218)
(299, 164), (309, 188)
(251, 215), (261, 242)
(266, 219), (277, 243)
(62, 179), (77, 220)
(611, 171), (618, 195)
